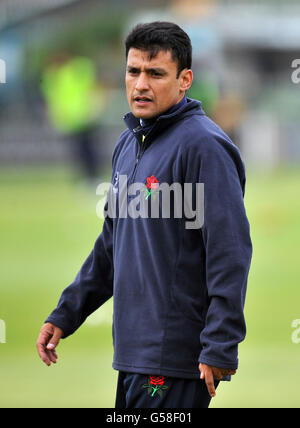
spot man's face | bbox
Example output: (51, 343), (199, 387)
(126, 48), (192, 119)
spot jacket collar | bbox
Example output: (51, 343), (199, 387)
(123, 97), (205, 145)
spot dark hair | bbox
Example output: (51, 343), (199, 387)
(125, 21), (192, 77)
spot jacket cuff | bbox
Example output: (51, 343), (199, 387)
(198, 355), (238, 371)
(44, 314), (75, 339)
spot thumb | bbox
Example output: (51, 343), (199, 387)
(47, 328), (62, 350)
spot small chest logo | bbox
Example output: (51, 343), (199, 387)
(142, 175), (159, 200)
(112, 171), (119, 193)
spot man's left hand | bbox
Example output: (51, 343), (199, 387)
(199, 363), (236, 397)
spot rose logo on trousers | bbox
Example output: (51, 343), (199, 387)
(142, 375), (168, 397)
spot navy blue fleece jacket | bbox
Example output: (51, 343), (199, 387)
(46, 98), (252, 379)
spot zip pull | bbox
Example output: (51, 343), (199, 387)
(133, 125), (142, 135)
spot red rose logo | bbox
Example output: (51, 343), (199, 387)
(142, 375), (168, 398)
(146, 175), (159, 190)
(149, 376), (165, 386)
(143, 175), (159, 200)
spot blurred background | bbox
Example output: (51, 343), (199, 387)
(1, 0), (300, 408)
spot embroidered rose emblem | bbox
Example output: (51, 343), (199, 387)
(143, 175), (159, 200)
(142, 375), (168, 398)
(146, 175), (159, 191)
(149, 376), (165, 386)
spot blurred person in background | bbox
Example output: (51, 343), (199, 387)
(40, 51), (105, 186)
(37, 22), (252, 409)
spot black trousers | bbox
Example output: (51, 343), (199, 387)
(115, 371), (219, 409)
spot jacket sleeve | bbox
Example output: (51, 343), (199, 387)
(190, 135), (253, 370)
(45, 209), (114, 338)
(43, 133), (129, 338)
(45, 133), (130, 337)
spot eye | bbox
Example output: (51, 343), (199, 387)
(128, 68), (139, 75)
(151, 70), (162, 77)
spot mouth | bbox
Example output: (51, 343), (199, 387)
(133, 96), (153, 106)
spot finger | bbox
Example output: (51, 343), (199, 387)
(204, 369), (216, 398)
(46, 345), (60, 364)
(199, 363), (206, 379)
(46, 329), (62, 351)
(212, 367), (223, 381)
(45, 348), (58, 364)
(37, 331), (52, 348)
(220, 369), (236, 377)
(36, 342), (51, 366)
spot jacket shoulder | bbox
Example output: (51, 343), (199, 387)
(179, 114), (246, 189)
(180, 114), (243, 164)
(182, 114), (234, 147)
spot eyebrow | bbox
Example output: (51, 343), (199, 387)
(127, 65), (168, 75)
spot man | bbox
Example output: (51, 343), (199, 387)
(37, 22), (252, 408)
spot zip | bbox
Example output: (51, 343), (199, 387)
(129, 127), (146, 185)
(127, 115), (164, 185)
(130, 141), (145, 185)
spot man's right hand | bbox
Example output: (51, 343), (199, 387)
(36, 322), (64, 366)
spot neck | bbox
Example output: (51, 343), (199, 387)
(140, 95), (187, 128)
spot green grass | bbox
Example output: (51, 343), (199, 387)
(0, 164), (300, 408)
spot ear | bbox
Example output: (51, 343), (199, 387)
(179, 69), (193, 92)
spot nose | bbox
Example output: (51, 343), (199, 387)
(135, 72), (150, 92)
